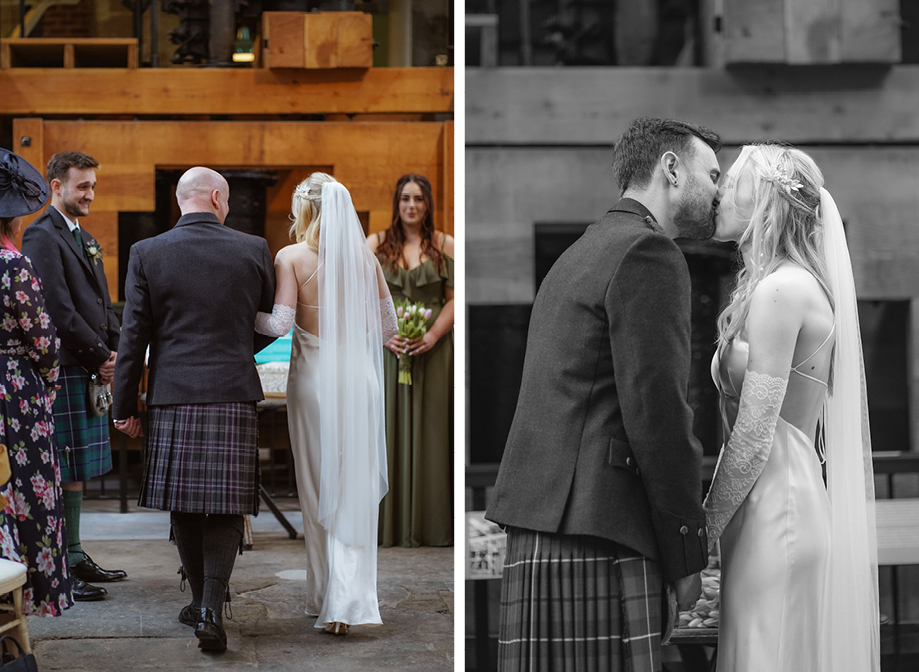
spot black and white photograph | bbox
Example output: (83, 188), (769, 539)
(465, 2), (919, 671)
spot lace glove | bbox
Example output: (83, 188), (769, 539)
(255, 304), (296, 337)
(703, 370), (788, 552)
(381, 296), (398, 342)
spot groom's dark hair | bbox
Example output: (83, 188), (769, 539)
(612, 118), (721, 194)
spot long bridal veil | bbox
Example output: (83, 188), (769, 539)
(820, 188), (879, 672)
(316, 181), (388, 548)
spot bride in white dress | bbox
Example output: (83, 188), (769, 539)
(704, 145), (878, 672)
(256, 173), (398, 634)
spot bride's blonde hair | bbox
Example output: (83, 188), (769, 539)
(717, 144), (833, 346)
(289, 172), (337, 251)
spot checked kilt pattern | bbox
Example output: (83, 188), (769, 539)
(498, 527), (664, 672)
(139, 402), (259, 515)
(54, 365), (113, 483)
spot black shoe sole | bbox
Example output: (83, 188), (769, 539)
(195, 631), (227, 652)
(73, 592), (107, 602)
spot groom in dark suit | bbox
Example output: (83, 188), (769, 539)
(22, 151), (126, 603)
(487, 118), (721, 671)
(113, 167), (276, 653)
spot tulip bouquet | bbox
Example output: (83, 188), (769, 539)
(395, 299), (433, 385)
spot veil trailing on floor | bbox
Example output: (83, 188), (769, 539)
(820, 188), (879, 672)
(316, 181), (388, 548)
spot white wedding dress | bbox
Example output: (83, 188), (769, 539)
(287, 317), (383, 626)
(711, 334), (832, 672)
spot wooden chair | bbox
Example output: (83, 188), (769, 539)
(875, 497), (919, 661)
(0, 559), (30, 653)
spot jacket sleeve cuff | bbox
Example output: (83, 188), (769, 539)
(651, 509), (708, 582)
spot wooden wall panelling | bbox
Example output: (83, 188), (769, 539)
(466, 145), (919, 305)
(337, 13), (373, 68)
(840, 0), (901, 62)
(443, 120), (454, 237)
(263, 12), (306, 68)
(911, 298), (919, 452)
(614, 0), (657, 65)
(305, 13), (339, 69)
(465, 67), (919, 145)
(0, 68), (454, 115)
(25, 120), (451, 299)
(10, 118), (44, 237)
(723, 0), (785, 63)
(785, 0), (838, 64)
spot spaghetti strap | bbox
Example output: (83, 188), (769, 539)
(790, 323), (835, 386)
(296, 263), (322, 308)
(298, 263), (321, 292)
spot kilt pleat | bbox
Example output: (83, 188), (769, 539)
(498, 527), (663, 672)
(54, 365), (112, 482)
(139, 402), (259, 515)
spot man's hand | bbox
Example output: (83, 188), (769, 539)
(674, 572), (702, 611)
(98, 351), (117, 385)
(114, 417), (143, 439)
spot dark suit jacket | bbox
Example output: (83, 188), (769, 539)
(486, 198), (708, 582)
(21, 206), (120, 372)
(112, 212), (276, 420)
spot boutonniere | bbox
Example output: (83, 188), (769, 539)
(85, 242), (103, 265)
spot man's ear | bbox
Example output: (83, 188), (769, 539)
(49, 178), (62, 195)
(660, 151), (679, 187)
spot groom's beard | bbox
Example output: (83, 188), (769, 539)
(674, 178), (716, 240)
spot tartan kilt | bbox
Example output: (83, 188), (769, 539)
(498, 527), (664, 672)
(139, 402), (259, 515)
(53, 365), (113, 483)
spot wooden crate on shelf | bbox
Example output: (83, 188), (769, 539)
(0, 38), (138, 69)
(262, 11), (372, 69)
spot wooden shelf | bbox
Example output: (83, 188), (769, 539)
(0, 38), (138, 69)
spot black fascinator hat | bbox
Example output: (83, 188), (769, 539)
(0, 148), (50, 218)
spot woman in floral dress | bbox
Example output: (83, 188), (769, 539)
(0, 148), (72, 616)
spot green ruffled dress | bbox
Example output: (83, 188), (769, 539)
(379, 257), (454, 547)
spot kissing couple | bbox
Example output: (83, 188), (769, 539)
(486, 118), (879, 672)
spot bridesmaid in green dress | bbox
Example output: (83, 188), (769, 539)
(367, 174), (454, 547)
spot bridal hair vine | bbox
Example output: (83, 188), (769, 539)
(765, 166), (803, 195)
(294, 183), (314, 200)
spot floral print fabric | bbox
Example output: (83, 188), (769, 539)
(0, 248), (72, 616)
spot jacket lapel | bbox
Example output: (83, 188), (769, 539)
(49, 207), (96, 276)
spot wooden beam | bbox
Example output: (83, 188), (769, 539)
(0, 67), (454, 116)
(465, 66), (919, 145)
(840, 0), (901, 62)
(911, 298), (919, 455)
(723, 0), (785, 63)
(10, 118), (44, 237)
(443, 120), (454, 237)
(466, 145), (919, 304)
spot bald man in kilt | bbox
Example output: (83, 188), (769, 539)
(113, 167), (276, 653)
(23, 151), (127, 602)
(487, 118), (722, 672)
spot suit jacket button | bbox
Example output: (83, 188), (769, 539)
(89, 347), (94, 352)
(680, 526), (688, 535)
(697, 529), (703, 537)
(101, 324), (107, 330)
(97, 298), (103, 304)
(626, 457), (634, 467)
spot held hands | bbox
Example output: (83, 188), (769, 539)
(386, 333), (439, 357)
(674, 572), (703, 611)
(98, 351), (117, 385)
(114, 417), (143, 439)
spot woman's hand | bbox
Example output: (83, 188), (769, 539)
(385, 335), (409, 357)
(406, 331), (439, 356)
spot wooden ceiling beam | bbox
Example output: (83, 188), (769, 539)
(0, 67), (453, 116)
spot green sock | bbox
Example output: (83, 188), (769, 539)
(62, 489), (84, 568)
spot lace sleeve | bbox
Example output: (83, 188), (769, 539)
(703, 370), (788, 551)
(380, 296), (398, 342)
(255, 304), (296, 337)
(5, 256), (60, 386)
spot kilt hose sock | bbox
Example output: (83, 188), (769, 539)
(63, 489), (84, 567)
(203, 514), (245, 616)
(171, 511), (205, 609)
